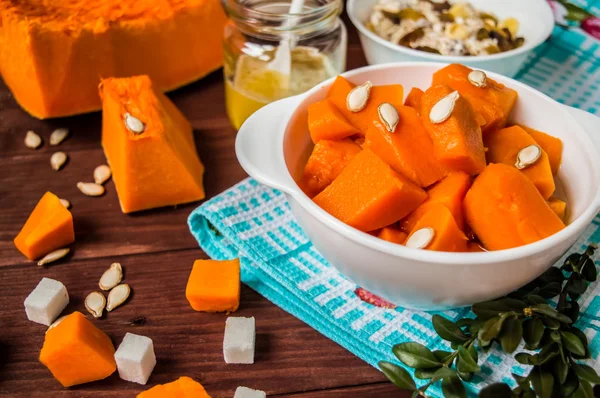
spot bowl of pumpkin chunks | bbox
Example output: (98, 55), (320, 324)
(235, 62), (600, 310)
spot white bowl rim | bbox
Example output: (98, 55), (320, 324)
(346, 0), (555, 62)
(280, 62), (600, 266)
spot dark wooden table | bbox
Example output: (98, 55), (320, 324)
(0, 15), (406, 398)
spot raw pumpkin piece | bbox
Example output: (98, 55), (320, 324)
(464, 164), (565, 251)
(313, 149), (427, 232)
(404, 87), (424, 114)
(421, 85), (486, 175)
(0, 0), (227, 119)
(400, 172), (471, 232)
(308, 99), (360, 143)
(484, 125), (555, 199)
(185, 259), (240, 312)
(100, 75), (205, 213)
(137, 376), (211, 398)
(432, 64), (518, 135)
(365, 105), (447, 187)
(14, 192), (75, 260)
(378, 227), (408, 245)
(405, 204), (468, 252)
(520, 125), (563, 175)
(303, 139), (362, 197)
(328, 76), (404, 134)
(548, 197), (567, 221)
(39, 312), (116, 387)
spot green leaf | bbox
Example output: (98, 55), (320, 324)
(414, 368), (437, 380)
(552, 358), (568, 384)
(566, 274), (587, 298)
(456, 318), (478, 327)
(580, 258), (597, 282)
(538, 282), (562, 299)
(379, 361), (417, 391)
(479, 383), (513, 398)
(515, 353), (532, 365)
(530, 343), (559, 365)
(433, 350), (453, 363)
(562, 2), (593, 22)
(562, 368), (580, 397)
(499, 315), (523, 353)
(561, 331), (586, 356)
(542, 317), (561, 330)
(564, 301), (580, 324)
(456, 346), (480, 373)
(432, 315), (469, 344)
(573, 380), (594, 398)
(472, 298), (526, 320)
(523, 318), (544, 349)
(512, 373), (529, 389)
(431, 367), (457, 382)
(442, 376), (467, 398)
(564, 253), (582, 271)
(392, 342), (443, 369)
(550, 331), (561, 344)
(478, 313), (513, 345)
(468, 343), (478, 363)
(532, 304), (573, 324)
(525, 294), (547, 305)
(539, 267), (565, 284)
(573, 363), (600, 384)
(568, 328), (590, 359)
(530, 366), (554, 398)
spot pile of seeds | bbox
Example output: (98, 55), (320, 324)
(85, 262), (131, 318)
(366, 0), (525, 56)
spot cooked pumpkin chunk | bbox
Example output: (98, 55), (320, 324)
(520, 125), (563, 175)
(547, 197), (567, 221)
(303, 139), (362, 197)
(405, 204), (468, 252)
(464, 164), (565, 251)
(378, 227), (408, 245)
(313, 149), (427, 232)
(484, 125), (555, 199)
(365, 105), (446, 187)
(421, 85), (486, 175)
(308, 99), (360, 143)
(404, 87), (424, 114)
(432, 64), (518, 135)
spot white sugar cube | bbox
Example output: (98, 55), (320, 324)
(114, 333), (157, 385)
(234, 386), (266, 398)
(24, 278), (69, 326)
(223, 316), (255, 364)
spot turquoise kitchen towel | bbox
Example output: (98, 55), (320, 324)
(188, 6), (600, 397)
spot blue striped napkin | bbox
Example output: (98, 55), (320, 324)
(188, 6), (600, 396)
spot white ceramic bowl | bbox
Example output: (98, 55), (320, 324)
(347, 0), (555, 77)
(235, 62), (600, 311)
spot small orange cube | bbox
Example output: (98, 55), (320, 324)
(185, 259), (240, 312)
(39, 312), (116, 387)
(378, 227), (408, 245)
(137, 376), (211, 398)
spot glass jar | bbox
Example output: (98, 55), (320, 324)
(222, 0), (347, 130)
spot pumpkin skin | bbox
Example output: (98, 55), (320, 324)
(0, 0), (227, 119)
(100, 75), (205, 213)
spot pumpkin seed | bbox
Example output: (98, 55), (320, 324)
(77, 182), (105, 197)
(85, 291), (106, 318)
(346, 81), (372, 113)
(429, 91), (460, 124)
(37, 248), (70, 266)
(25, 131), (42, 149)
(50, 151), (68, 171)
(406, 228), (435, 249)
(46, 315), (68, 333)
(107, 284), (131, 312)
(93, 165), (112, 185)
(515, 145), (542, 170)
(49, 128), (69, 146)
(99, 262), (123, 291)
(59, 198), (71, 209)
(378, 103), (400, 133)
(124, 113), (145, 134)
(468, 70), (487, 88)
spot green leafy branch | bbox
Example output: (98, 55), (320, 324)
(379, 245), (598, 398)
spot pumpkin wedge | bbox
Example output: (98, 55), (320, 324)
(520, 125), (563, 175)
(404, 87), (424, 114)
(378, 227), (408, 245)
(308, 99), (360, 143)
(0, 0), (227, 119)
(138, 376), (211, 398)
(14, 192), (74, 260)
(405, 204), (469, 252)
(100, 75), (205, 213)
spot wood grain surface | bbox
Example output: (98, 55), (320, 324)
(0, 13), (409, 398)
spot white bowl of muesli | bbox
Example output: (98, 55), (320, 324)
(347, 0), (555, 77)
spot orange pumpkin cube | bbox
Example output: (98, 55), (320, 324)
(313, 149), (427, 232)
(308, 99), (360, 143)
(39, 312), (116, 387)
(432, 64), (518, 135)
(484, 125), (555, 199)
(548, 197), (567, 221)
(14, 192), (75, 260)
(303, 139), (362, 197)
(185, 259), (240, 312)
(365, 105), (447, 187)
(137, 376), (211, 398)
(520, 125), (563, 175)
(405, 204), (468, 252)
(100, 75), (205, 213)
(421, 85), (486, 175)
(404, 87), (424, 114)
(378, 227), (408, 245)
